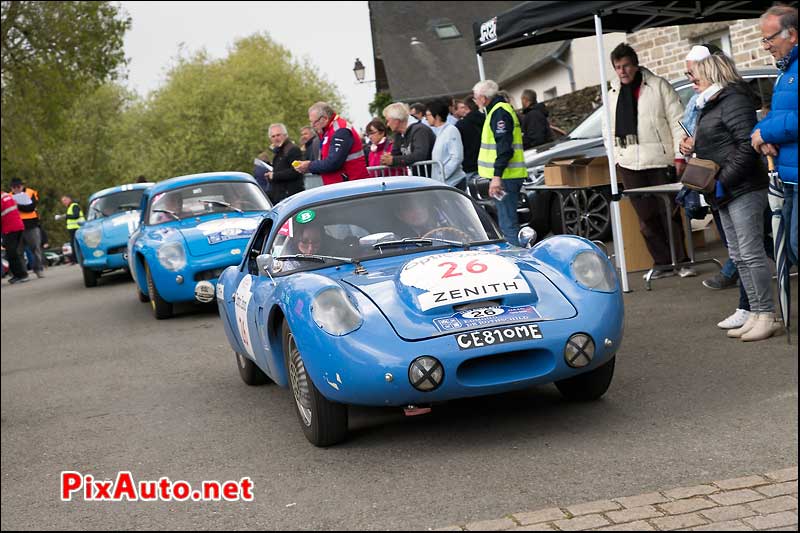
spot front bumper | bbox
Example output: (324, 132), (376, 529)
(148, 252), (242, 304)
(290, 290), (623, 407)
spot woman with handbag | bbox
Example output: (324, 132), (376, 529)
(688, 54), (781, 342)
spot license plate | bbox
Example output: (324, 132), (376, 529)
(455, 324), (543, 350)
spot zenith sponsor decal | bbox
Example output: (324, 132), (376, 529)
(60, 471), (254, 502)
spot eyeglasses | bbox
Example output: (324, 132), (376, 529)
(761, 29), (785, 45)
(300, 238), (321, 245)
(311, 115), (326, 127)
(366, 130), (380, 135)
(684, 71), (697, 80)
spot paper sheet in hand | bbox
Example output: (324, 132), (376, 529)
(254, 158), (273, 172)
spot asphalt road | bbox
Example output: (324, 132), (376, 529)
(1, 249), (797, 531)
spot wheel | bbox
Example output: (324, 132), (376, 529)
(555, 356), (615, 401)
(137, 287), (150, 303)
(282, 320), (348, 446)
(235, 351), (271, 385)
(421, 226), (471, 242)
(81, 266), (99, 287)
(549, 188), (612, 241)
(145, 262), (173, 319)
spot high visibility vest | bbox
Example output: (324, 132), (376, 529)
(319, 115), (369, 185)
(66, 202), (85, 230)
(18, 187), (40, 221)
(477, 102), (527, 179)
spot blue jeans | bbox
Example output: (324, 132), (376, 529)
(783, 183), (798, 266)
(495, 178), (525, 246)
(719, 190), (774, 314)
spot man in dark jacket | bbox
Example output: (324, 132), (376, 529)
(520, 89), (553, 149)
(299, 126), (320, 161)
(455, 96), (485, 175)
(265, 123), (304, 204)
(380, 102), (436, 177)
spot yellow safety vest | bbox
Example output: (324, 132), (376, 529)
(66, 202), (85, 230)
(477, 102), (527, 179)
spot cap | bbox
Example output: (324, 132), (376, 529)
(10, 178), (23, 187)
(686, 45), (712, 62)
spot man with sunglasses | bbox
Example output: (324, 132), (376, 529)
(751, 5), (798, 267)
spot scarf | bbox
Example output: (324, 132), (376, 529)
(615, 69), (643, 147)
(776, 45), (798, 72)
(695, 83), (723, 110)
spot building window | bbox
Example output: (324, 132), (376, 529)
(434, 24), (461, 40)
(543, 87), (558, 100)
(696, 29), (732, 56)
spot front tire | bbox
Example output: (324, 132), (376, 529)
(235, 351), (270, 385)
(145, 262), (173, 319)
(555, 356), (615, 401)
(81, 266), (99, 287)
(282, 321), (348, 446)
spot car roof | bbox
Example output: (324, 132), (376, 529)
(88, 182), (155, 203)
(149, 172), (258, 195)
(272, 176), (449, 216)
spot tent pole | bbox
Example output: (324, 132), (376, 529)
(477, 53), (486, 81)
(594, 13), (630, 293)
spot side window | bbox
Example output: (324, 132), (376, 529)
(247, 218), (273, 275)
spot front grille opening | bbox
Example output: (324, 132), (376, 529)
(457, 349), (554, 387)
(194, 268), (225, 282)
(107, 245), (127, 256)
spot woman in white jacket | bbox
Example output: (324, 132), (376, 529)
(426, 99), (467, 190)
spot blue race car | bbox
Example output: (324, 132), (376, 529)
(75, 182), (154, 287)
(128, 172), (272, 319)
(217, 177), (624, 446)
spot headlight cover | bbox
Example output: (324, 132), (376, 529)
(571, 251), (616, 292)
(157, 242), (187, 271)
(311, 287), (362, 336)
(82, 228), (102, 248)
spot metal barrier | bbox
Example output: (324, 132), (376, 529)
(366, 159), (445, 180)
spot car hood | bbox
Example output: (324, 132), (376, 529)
(341, 249), (576, 341)
(524, 137), (604, 167)
(178, 214), (261, 257)
(98, 211), (141, 243)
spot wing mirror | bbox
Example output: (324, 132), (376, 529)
(256, 253), (274, 275)
(517, 226), (537, 249)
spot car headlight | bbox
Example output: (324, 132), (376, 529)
(571, 251), (616, 291)
(157, 242), (187, 271)
(311, 287), (362, 336)
(82, 228), (102, 248)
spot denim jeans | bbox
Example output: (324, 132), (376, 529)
(783, 183), (798, 266)
(495, 178), (525, 246)
(719, 190), (774, 314)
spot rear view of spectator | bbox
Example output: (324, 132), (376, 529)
(520, 89), (553, 149)
(381, 102), (436, 177)
(455, 96), (485, 177)
(427, 99), (466, 189)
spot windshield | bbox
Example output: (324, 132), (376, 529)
(87, 190), (146, 221)
(147, 181), (271, 225)
(270, 189), (501, 272)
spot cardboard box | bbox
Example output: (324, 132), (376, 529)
(543, 156), (618, 188)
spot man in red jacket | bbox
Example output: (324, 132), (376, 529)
(1, 189), (30, 283)
(293, 102), (369, 185)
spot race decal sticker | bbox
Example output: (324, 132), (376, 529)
(197, 218), (258, 245)
(295, 210), (315, 224)
(432, 305), (540, 332)
(399, 251), (530, 311)
(234, 276), (255, 359)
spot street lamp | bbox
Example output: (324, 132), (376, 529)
(352, 58), (375, 84)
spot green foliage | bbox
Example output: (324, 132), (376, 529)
(368, 91), (393, 119)
(134, 34), (343, 179)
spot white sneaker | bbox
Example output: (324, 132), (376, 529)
(717, 309), (751, 329)
(678, 266), (697, 278)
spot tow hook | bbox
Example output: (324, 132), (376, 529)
(403, 405), (432, 416)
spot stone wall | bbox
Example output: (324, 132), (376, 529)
(626, 19), (773, 81)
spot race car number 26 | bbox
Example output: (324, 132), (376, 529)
(455, 324), (543, 350)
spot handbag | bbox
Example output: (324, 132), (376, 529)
(681, 150), (719, 194)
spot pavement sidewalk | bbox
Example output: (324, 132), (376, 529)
(435, 467), (797, 531)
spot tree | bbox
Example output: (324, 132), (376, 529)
(369, 91), (393, 119)
(130, 33), (343, 180)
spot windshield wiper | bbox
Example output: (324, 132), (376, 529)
(276, 254), (367, 274)
(373, 237), (469, 250)
(201, 200), (243, 214)
(152, 209), (180, 221)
